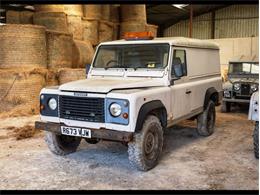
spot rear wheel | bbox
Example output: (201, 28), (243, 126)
(197, 100), (216, 136)
(221, 101), (231, 113)
(45, 132), (81, 155)
(128, 115), (163, 171)
(253, 122), (259, 159)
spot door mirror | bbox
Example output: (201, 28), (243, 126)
(172, 57), (183, 78)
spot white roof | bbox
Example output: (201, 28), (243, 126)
(230, 55), (259, 63)
(100, 37), (219, 50)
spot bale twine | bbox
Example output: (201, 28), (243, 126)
(83, 5), (102, 20)
(0, 68), (47, 115)
(82, 18), (99, 46)
(33, 12), (69, 33)
(120, 5), (147, 23)
(120, 21), (146, 38)
(34, 5), (65, 12)
(101, 5), (110, 21)
(72, 40), (94, 68)
(64, 4), (83, 16)
(0, 24), (47, 69)
(6, 10), (20, 24)
(146, 24), (158, 37)
(110, 5), (119, 23)
(67, 15), (83, 40)
(46, 30), (73, 69)
(99, 20), (113, 43)
(20, 11), (34, 24)
(58, 68), (86, 85)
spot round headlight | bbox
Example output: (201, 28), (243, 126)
(251, 84), (258, 92)
(234, 83), (240, 91)
(109, 103), (122, 117)
(48, 98), (57, 110)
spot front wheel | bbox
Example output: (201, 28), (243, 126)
(128, 115), (163, 171)
(45, 132), (81, 155)
(197, 100), (216, 136)
(253, 122), (259, 159)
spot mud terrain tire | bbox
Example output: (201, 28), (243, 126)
(254, 122), (259, 159)
(128, 115), (163, 171)
(45, 132), (81, 155)
(197, 100), (216, 136)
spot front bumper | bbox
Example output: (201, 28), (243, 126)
(35, 121), (133, 142)
(223, 98), (250, 103)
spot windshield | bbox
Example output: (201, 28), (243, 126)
(93, 44), (170, 69)
(228, 62), (259, 75)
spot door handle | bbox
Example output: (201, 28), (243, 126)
(186, 90), (192, 94)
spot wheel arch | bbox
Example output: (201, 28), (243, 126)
(204, 87), (219, 109)
(135, 100), (167, 132)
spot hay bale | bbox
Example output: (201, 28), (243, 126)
(120, 5), (146, 23)
(20, 11), (34, 24)
(120, 21), (146, 38)
(58, 68), (86, 85)
(0, 24), (47, 69)
(6, 10), (20, 24)
(0, 68), (47, 115)
(146, 24), (158, 37)
(46, 30), (73, 69)
(72, 40), (94, 68)
(64, 4), (83, 16)
(67, 15), (83, 40)
(110, 5), (119, 23)
(99, 20), (113, 42)
(112, 23), (119, 40)
(82, 18), (99, 46)
(46, 69), (59, 86)
(34, 4), (64, 12)
(101, 5), (110, 21)
(33, 12), (69, 33)
(83, 5), (102, 20)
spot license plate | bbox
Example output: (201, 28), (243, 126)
(61, 126), (91, 138)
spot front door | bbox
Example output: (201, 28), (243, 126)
(170, 48), (191, 120)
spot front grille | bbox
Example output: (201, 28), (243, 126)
(240, 83), (250, 95)
(59, 95), (105, 122)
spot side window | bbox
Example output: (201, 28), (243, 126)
(171, 49), (187, 77)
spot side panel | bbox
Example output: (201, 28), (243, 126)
(186, 47), (222, 111)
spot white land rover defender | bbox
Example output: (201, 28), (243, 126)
(35, 33), (223, 171)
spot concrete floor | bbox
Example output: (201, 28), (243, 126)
(0, 106), (258, 190)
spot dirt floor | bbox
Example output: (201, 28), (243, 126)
(0, 106), (258, 190)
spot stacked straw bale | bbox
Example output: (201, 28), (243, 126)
(83, 5), (102, 20)
(64, 5), (83, 16)
(82, 18), (99, 46)
(119, 5), (147, 38)
(33, 12), (69, 32)
(46, 30), (73, 69)
(0, 24), (47, 69)
(72, 40), (94, 68)
(34, 4), (65, 12)
(146, 24), (158, 37)
(0, 68), (47, 115)
(58, 68), (86, 85)
(6, 10), (34, 24)
(99, 20), (114, 42)
(67, 15), (83, 40)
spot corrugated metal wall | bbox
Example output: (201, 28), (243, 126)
(164, 5), (258, 39)
(164, 13), (212, 39)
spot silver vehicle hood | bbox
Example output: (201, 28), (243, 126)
(229, 77), (259, 83)
(59, 77), (166, 93)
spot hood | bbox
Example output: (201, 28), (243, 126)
(228, 77), (259, 84)
(59, 77), (167, 93)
